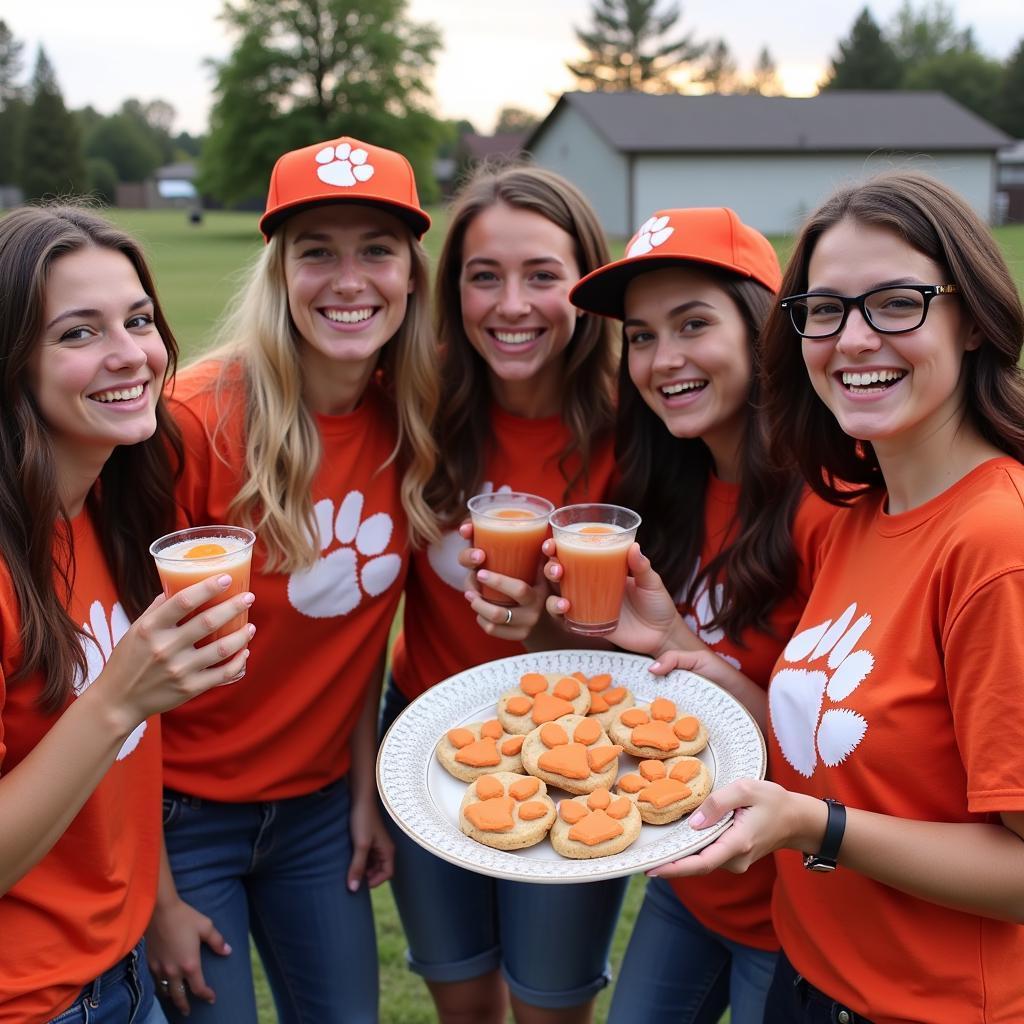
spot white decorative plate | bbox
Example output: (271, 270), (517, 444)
(377, 650), (765, 883)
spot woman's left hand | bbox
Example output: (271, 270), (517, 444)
(458, 522), (549, 640)
(347, 793), (394, 892)
(647, 778), (808, 877)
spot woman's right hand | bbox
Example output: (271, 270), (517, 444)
(543, 541), (683, 655)
(95, 574), (255, 737)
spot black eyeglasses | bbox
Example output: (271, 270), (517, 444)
(780, 284), (959, 339)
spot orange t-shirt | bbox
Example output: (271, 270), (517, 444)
(391, 405), (615, 701)
(668, 477), (837, 951)
(768, 457), (1024, 1024)
(162, 361), (408, 801)
(0, 513), (161, 1024)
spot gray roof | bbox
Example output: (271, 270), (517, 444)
(529, 91), (1011, 154)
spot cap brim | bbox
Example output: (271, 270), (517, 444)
(571, 253), (761, 320)
(259, 196), (431, 241)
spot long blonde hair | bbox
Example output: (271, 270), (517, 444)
(195, 215), (438, 572)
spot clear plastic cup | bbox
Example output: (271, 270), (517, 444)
(466, 492), (555, 607)
(550, 503), (642, 636)
(150, 525), (256, 679)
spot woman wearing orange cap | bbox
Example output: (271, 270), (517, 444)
(551, 208), (837, 1024)
(0, 206), (254, 1024)
(144, 137), (437, 1023)
(648, 173), (1024, 1024)
(381, 165), (620, 1024)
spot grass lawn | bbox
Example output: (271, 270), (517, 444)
(93, 208), (1022, 1023)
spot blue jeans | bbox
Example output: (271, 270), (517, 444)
(607, 877), (777, 1024)
(380, 679), (629, 1010)
(763, 951), (875, 1024)
(162, 777), (377, 1024)
(47, 941), (167, 1024)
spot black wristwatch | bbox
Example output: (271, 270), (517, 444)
(803, 798), (846, 872)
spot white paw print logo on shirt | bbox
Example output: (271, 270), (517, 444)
(74, 600), (145, 760)
(769, 602), (874, 778)
(627, 215), (674, 257)
(315, 142), (375, 188)
(427, 481), (512, 591)
(288, 491), (402, 618)
(675, 563), (741, 670)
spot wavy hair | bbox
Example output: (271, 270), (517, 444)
(0, 205), (181, 711)
(197, 213), (438, 571)
(615, 272), (804, 642)
(423, 163), (617, 525)
(762, 171), (1024, 502)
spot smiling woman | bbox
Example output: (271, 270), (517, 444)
(0, 205), (254, 1024)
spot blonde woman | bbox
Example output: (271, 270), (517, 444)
(144, 137), (437, 1024)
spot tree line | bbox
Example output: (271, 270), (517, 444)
(1, 0), (1021, 211)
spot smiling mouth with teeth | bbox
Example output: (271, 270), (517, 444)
(90, 384), (146, 403)
(324, 308), (375, 324)
(661, 381), (708, 397)
(492, 330), (542, 346)
(840, 369), (907, 391)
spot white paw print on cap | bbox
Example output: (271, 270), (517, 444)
(627, 215), (674, 257)
(315, 142), (375, 188)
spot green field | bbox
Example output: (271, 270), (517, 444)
(74, 209), (1024, 1022)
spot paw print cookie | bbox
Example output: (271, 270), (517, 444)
(459, 772), (557, 851)
(521, 714), (622, 795)
(497, 672), (591, 735)
(574, 672), (635, 730)
(436, 719), (526, 782)
(616, 756), (712, 824)
(610, 698), (708, 759)
(550, 788), (642, 859)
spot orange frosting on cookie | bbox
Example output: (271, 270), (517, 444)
(501, 736), (524, 756)
(587, 745), (622, 771)
(620, 708), (649, 728)
(559, 801), (588, 824)
(673, 716), (700, 741)
(617, 773), (645, 794)
(539, 743), (591, 779)
(607, 796), (632, 819)
(518, 801), (549, 821)
(540, 723), (569, 747)
(638, 759), (664, 781)
(569, 809), (623, 846)
(510, 777), (540, 800)
(631, 721), (681, 752)
(455, 737), (502, 767)
(604, 687), (627, 706)
(506, 696), (531, 716)
(480, 719), (503, 739)
(651, 697), (677, 721)
(475, 775), (504, 799)
(589, 787), (611, 810)
(447, 728), (474, 748)
(639, 778), (693, 808)
(553, 677), (580, 700)
(465, 796), (515, 832)
(530, 692), (576, 724)
(670, 760), (701, 783)
(574, 719), (602, 745)
(520, 673), (548, 696)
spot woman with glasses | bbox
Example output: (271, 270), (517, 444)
(545, 208), (835, 1024)
(651, 171), (1024, 1023)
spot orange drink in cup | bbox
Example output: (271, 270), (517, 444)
(550, 504), (641, 636)
(467, 492), (555, 606)
(150, 526), (257, 678)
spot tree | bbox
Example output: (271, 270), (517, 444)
(85, 113), (164, 183)
(200, 0), (442, 207)
(698, 39), (739, 94)
(822, 7), (903, 90)
(995, 39), (1024, 138)
(19, 47), (86, 200)
(567, 0), (705, 93)
(494, 106), (538, 135)
(0, 19), (26, 185)
(903, 48), (1003, 124)
(748, 46), (782, 96)
(888, 0), (972, 65)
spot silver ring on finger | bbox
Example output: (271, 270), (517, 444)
(158, 979), (171, 995)
(503, 607), (513, 626)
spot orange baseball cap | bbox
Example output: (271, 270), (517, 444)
(259, 135), (431, 241)
(571, 207), (781, 319)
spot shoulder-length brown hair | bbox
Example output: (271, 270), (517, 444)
(423, 163), (617, 524)
(762, 171), (1024, 502)
(0, 205), (182, 712)
(615, 272), (804, 643)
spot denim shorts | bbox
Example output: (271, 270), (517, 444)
(380, 677), (629, 1010)
(47, 940), (166, 1024)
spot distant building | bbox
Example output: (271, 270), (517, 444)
(526, 91), (1012, 236)
(116, 162), (199, 210)
(997, 141), (1024, 224)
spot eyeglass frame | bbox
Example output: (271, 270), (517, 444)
(779, 284), (960, 339)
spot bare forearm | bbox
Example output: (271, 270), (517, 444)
(0, 686), (134, 893)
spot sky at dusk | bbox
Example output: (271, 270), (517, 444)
(7, 0), (1021, 136)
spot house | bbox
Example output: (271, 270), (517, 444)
(525, 92), (1012, 236)
(116, 162), (200, 210)
(996, 140), (1024, 224)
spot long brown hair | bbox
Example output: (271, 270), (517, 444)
(0, 206), (182, 712)
(762, 171), (1024, 501)
(423, 164), (617, 525)
(614, 271), (804, 643)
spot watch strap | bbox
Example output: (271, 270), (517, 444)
(803, 797), (846, 872)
